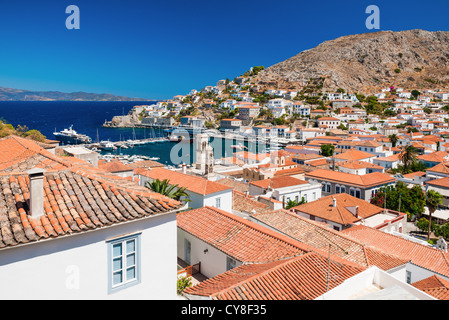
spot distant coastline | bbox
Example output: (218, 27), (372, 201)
(0, 86), (155, 102)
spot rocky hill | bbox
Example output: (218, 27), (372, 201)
(0, 86), (148, 101)
(254, 29), (449, 94)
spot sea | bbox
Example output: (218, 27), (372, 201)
(0, 101), (268, 166)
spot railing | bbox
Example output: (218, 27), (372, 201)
(177, 262), (201, 278)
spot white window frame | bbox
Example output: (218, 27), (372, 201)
(215, 197), (221, 209)
(107, 233), (141, 294)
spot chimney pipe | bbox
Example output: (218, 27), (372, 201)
(332, 197), (337, 208)
(182, 163), (187, 174)
(26, 168), (46, 219)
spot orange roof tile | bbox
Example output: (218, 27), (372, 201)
(135, 168), (232, 195)
(184, 252), (364, 300)
(177, 206), (311, 263)
(333, 150), (375, 161)
(305, 169), (395, 188)
(291, 193), (384, 225)
(0, 169), (182, 249)
(251, 209), (409, 271)
(98, 159), (134, 173)
(412, 275), (449, 300)
(342, 225), (449, 279)
(250, 176), (309, 189)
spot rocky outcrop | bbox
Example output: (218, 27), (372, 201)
(255, 29), (449, 93)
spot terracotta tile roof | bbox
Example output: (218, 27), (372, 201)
(356, 140), (382, 147)
(412, 275), (449, 300)
(305, 169), (396, 188)
(232, 190), (272, 214)
(250, 209), (408, 271)
(184, 252), (364, 300)
(291, 193), (384, 225)
(177, 206), (311, 263)
(126, 159), (165, 169)
(427, 162), (449, 174)
(426, 177), (449, 188)
(0, 169), (182, 249)
(273, 166), (307, 176)
(216, 178), (249, 193)
(338, 160), (384, 170)
(418, 151), (449, 163)
(249, 176), (309, 189)
(374, 153), (400, 162)
(333, 150), (375, 161)
(304, 158), (329, 167)
(341, 225), (449, 279)
(402, 171), (426, 179)
(0, 135), (74, 172)
(135, 168), (232, 195)
(98, 159), (134, 173)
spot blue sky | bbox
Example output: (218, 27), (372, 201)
(0, 0), (448, 100)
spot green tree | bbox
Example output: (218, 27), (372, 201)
(411, 90), (421, 99)
(286, 197), (307, 209)
(177, 276), (192, 295)
(426, 190), (443, 240)
(370, 182), (426, 220)
(272, 117), (286, 126)
(399, 145), (418, 172)
(388, 134), (398, 148)
(145, 179), (189, 201)
(320, 144), (335, 157)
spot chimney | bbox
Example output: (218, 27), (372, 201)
(332, 197), (337, 208)
(182, 163), (187, 174)
(26, 168), (46, 219)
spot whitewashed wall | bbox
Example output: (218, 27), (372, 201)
(177, 228), (241, 279)
(138, 175), (233, 213)
(0, 212), (177, 300)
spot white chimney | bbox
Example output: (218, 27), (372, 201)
(332, 197), (337, 208)
(182, 164), (187, 174)
(26, 168), (46, 219)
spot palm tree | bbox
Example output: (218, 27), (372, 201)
(399, 145), (418, 172)
(425, 190), (443, 240)
(145, 178), (189, 201)
(388, 134), (398, 148)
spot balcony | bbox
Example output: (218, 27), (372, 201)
(177, 258), (208, 285)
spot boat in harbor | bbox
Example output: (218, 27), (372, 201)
(53, 125), (92, 145)
(169, 135), (182, 142)
(100, 140), (116, 151)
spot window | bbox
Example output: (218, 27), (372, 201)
(406, 271), (412, 284)
(326, 184), (331, 193)
(184, 239), (191, 265)
(108, 233), (141, 294)
(336, 185), (340, 194)
(215, 197), (221, 209)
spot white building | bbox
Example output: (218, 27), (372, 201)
(0, 169), (183, 299)
(135, 167), (234, 213)
(249, 176), (322, 204)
